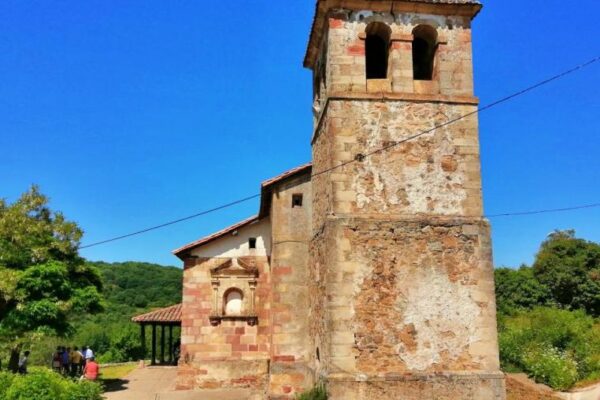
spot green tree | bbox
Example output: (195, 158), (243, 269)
(495, 265), (551, 314)
(533, 230), (600, 316)
(0, 186), (103, 371)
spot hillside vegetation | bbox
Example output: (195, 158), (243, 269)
(72, 261), (182, 363)
(496, 230), (600, 390)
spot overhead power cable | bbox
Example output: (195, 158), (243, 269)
(485, 202), (600, 218)
(79, 55), (600, 250)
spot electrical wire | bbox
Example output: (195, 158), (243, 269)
(79, 55), (600, 250)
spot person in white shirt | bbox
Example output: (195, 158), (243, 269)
(18, 351), (30, 374)
(85, 347), (94, 360)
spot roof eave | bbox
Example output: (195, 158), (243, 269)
(172, 216), (260, 260)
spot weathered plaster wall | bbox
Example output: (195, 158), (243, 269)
(190, 219), (271, 258)
(268, 173), (314, 398)
(323, 100), (483, 218)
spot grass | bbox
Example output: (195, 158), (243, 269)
(100, 363), (138, 380)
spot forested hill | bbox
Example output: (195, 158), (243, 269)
(88, 261), (182, 309)
(56, 261), (184, 364)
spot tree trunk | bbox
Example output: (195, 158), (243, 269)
(8, 345), (20, 373)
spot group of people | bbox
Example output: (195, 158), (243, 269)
(52, 346), (99, 380)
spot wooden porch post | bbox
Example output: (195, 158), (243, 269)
(140, 324), (146, 361)
(151, 324), (157, 366)
(160, 325), (165, 364)
(168, 325), (173, 364)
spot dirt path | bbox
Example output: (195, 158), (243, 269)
(102, 366), (256, 400)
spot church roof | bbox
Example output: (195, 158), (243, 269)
(132, 303), (182, 324)
(172, 215), (260, 258)
(259, 162), (312, 217)
(173, 163), (313, 258)
(304, 0), (483, 68)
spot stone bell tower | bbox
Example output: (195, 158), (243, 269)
(305, 0), (506, 398)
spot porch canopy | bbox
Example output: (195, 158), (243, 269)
(132, 303), (181, 366)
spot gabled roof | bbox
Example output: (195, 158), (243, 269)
(172, 215), (259, 259)
(173, 163), (312, 259)
(132, 303), (182, 324)
(259, 163), (312, 218)
(304, 0), (483, 68)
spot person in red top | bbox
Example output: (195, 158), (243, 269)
(82, 357), (99, 381)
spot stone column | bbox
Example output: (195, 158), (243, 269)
(248, 280), (257, 315)
(211, 280), (220, 315)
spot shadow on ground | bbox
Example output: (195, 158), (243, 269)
(101, 378), (130, 393)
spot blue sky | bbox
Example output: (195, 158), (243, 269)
(1, 1), (599, 268)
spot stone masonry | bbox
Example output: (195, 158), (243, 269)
(306, 0), (506, 399)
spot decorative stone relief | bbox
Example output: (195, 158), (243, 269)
(208, 257), (259, 326)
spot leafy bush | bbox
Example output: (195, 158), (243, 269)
(522, 346), (578, 390)
(0, 368), (102, 400)
(296, 383), (327, 400)
(0, 372), (15, 399)
(499, 307), (600, 389)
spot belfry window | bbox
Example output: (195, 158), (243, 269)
(365, 22), (391, 79)
(412, 25), (438, 81)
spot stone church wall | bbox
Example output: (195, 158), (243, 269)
(268, 173), (315, 398)
(177, 255), (271, 392)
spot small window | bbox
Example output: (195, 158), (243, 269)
(292, 194), (303, 208)
(224, 289), (243, 316)
(249, 237), (257, 249)
(412, 25), (438, 81)
(365, 22), (391, 80)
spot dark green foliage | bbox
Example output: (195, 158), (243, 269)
(295, 383), (327, 400)
(496, 231), (600, 390)
(495, 265), (552, 314)
(0, 187), (103, 370)
(0, 368), (102, 400)
(533, 230), (600, 316)
(70, 261), (182, 363)
(499, 307), (600, 390)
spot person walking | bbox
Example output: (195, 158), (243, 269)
(82, 357), (99, 381)
(18, 351), (30, 374)
(61, 347), (69, 375)
(52, 347), (62, 372)
(70, 347), (83, 377)
(84, 346), (94, 361)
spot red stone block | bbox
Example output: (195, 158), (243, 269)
(258, 326), (270, 335)
(249, 344), (258, 352)
(347, 44), (365, 56)
(274, 266), (293, 275)
(232, 343), (248, 352)
(235, 327), (245, 334)
(283, 385), (292, 394)
(329, 18), (344, 29)
(226, 335), (240, 344)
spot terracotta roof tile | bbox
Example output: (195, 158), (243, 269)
(131, 303), (182, 323)
(261, 162), (312, 188)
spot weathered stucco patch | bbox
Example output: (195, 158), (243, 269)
(351, 101), (469, 216)
(395, 263), (480, 370)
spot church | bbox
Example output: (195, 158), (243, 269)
(168, 0), (505, 398)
